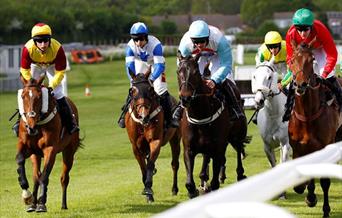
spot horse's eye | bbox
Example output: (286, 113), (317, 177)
(268, 76), (271, 80)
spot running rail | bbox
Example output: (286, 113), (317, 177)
(153, 142), (342, 218)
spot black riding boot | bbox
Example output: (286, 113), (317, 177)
(282, 82), (295, 122)
(172, 102), (184, 123)
(57, 97), (79, 134)
(326, 76), (342, 112)
(11, 110), (20, 137)
(117, 90), (132, 128)
(223, 84), (244, 120)
(160, 91), (179, 128)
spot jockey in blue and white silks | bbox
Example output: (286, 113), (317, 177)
(118, 22), (179, 129)
(125, 34), (167, 95)
(177, 20), (244, 119)
(178, 20), (234, 84)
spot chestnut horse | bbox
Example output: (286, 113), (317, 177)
(16, 75), (81, 212)
(288, 40), (342, 217)
(177, 54), (248, 198)
(124, 68), (181, 203)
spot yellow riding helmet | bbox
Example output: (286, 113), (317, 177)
(31, 23), (52, 38)
(264, 31), (282, 45)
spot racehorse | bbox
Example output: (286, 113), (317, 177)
(177, 53), (248, 198)
(16, 75), (81, 212)
(288, 39), (342, 217)
(124, 68), (181, 203)
(251, 60), (292, 199)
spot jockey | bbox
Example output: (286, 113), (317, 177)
(178, 20), (244, 120)
(117, 22), (179, 128)
(253, 31), (287, 124)
(280, 8), (341, 121)
(12, 23), (79, 136)
(255, 31), (287, 77)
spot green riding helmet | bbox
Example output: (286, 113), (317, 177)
(292, 8), (314, 26)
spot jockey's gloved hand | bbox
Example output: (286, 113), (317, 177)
(47, 87), (54, 96)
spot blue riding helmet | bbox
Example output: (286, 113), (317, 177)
(130, 22), (148, 35)
(189, 20), (209, 38)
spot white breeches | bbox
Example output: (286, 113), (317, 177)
(312, 48), (335, 78)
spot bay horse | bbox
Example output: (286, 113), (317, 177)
(288, 40), (342, 217)
(16, 75), (81, 212)
(177, 53), (248, 198)
(124, 68), (181, 203)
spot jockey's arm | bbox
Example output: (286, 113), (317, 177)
(49, 47), (67, 89)
(125, 46), (136, 80)
(150, 44), (165, 81)
(20, 47), (32, 80)
(210, 37), (232, 84)
(280, 69), (293, 88)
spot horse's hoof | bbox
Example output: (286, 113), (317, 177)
(323, 205), (331, 218)
(305, 195), (317, 207)
(188, 189), (199, 199)
(146, 194), (154, 203)
(142, 188), (153, 196)
(219, 178), (226, 184)
(26, 204), (36, 212)
(294, 185), (306, 194)
(35, 204), (47, 212)
(172, 187), (178, 196)
(22, 190), (33, 205)
(238, 175), (247, 181)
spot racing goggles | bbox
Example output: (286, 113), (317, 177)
(295, 25), (311, 32)
(191, 37), (208, 45)
(266, 43), (281, 49)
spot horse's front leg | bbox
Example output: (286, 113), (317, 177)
(184, 148), (198, 198)
(169, 137), (180, 196)
(234, 142), (247, 181)
(144, 139), (161, 203)
(199, 154), (210, 194)
(320, 178), (331, 218)
(210, 154), (223, 191)
(26, 154), (41, 212)
(15, 146), (32, 207)
(305, 179), (317, 208)
(36, 147), (57, 212)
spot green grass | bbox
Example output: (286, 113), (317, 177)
(0, 57), (341, 218)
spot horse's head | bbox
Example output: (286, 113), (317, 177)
(129, 67), (157, 125)
(252, 60), (278, 108)
(20, 75), (46, 136)
(177, 52), (210, 107)
(290, 39), (317, 95)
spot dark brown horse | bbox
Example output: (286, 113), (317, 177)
(16, 75), (81, 212)
(177, 54), (248, 198)
(288, 40), (342, 217)
(124, 68), (181, 203)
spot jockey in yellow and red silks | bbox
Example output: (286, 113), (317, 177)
(14, 23), (79, 135)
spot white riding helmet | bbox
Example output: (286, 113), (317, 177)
(189, 20), (210, 38)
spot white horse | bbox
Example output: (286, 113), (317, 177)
(251, 60), (292, 193)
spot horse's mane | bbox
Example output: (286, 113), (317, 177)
(132, 73), (149, 85)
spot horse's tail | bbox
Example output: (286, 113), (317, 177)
(77, 131), (86, 150)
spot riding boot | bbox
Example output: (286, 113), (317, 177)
(117, 90), (132, 128)
(282, 82), (295, 122)
(11, 112), (20, 137)
(223, 83), (244, 120)
(160, 91), (179, 128)
(57, 97), (79, 134)
(326, 76), (342, 112)
(172, 102), (184, 123)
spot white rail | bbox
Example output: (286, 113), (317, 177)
(153, 142), (342, 218)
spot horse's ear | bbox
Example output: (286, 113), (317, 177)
(20, 75), (28, 86)
(177, 50), (184, 60)
(37, 73), (46, 85)
(308, 36), (316, 48)
(291, 39), (297, 51)
(128, 67), (136, 80)
(144, 65), (152, 79)
(203, 62), (211, 78)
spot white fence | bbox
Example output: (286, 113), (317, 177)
(153, 142), (342, 218)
